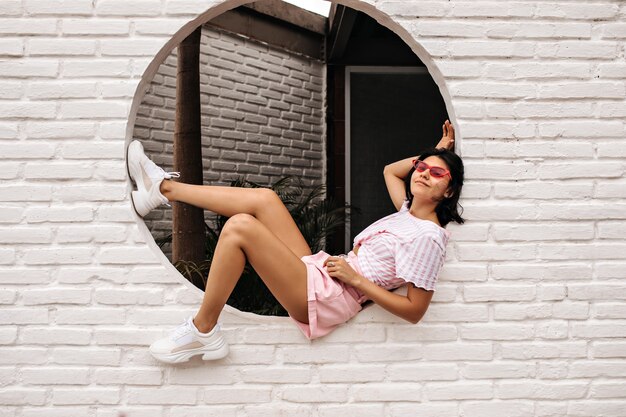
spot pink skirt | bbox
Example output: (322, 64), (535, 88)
(291, 250), (365, 340)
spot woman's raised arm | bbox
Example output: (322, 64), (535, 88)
(383, 120), (456, 211)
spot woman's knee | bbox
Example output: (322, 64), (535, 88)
(255, 188), (282, 210)
(221, 213), (257, 240)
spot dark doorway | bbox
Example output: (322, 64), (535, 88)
(326, 5), (448, 253)
(347, 69), (448, 247)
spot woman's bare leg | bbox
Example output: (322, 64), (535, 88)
(160, 180), (312, 258)
(192, 213), (309, 332)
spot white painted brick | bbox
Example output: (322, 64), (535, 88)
(597, 181), (626, 199)
(238, 366), (312, 384)
(0, 347), (47, 364)
(0, 122), (19, 138)
(101, 81), (139, 98)
(0, 289), (16, 304)
(318, 364), (385, 383)
(23, 247), (93, 265)
(423, 343), (493, 361)
(462, 401), (534, 417)
(459, 323), (534, 340)
(594, 303), (626, 319)
(0, 269), (49, 284)
(493, 223), (594, 241)
(318, 405), (382, 417)
(56, 267), (126, 284)
(494, 182), (593, 200)
(465, 161), (536, 179)
(598, 221), (626, 239)
(425, 381), (493, 400)
(535, 3), (618, 20)
(21, 367), (90, 384)
(168, 407), (236, 417)
(597, 140), (626, 157)
(225, 345), (276, 365)
(0, 327), (17, 344)
(241, 326), (309, 344)
(96, 0), (163, 16)
(380, 1), (450, 17)
(538, 203), (626, 221)
(27, 81), (98, 99)
(569, 361), (626, 378)
(53, 388), (120, 405)
(281, 345), (349, 364)
(440, 263), (488, 282)
(0, 248), (15, 264)
(98, 121), (126, 139)
(0, 389), (46, 405)
(128, 309), (195, 325)
(0, 163), (20, 179)
(0, 59), (59, 78)
(390, 403), (459, 417)
(456, 244), (536, 262)
(539, 120), (624, 137)
(0, 206), (23, 223)
(0, 81), (24, 99)
(22, 288), (91, 305)
(412, 21), (484, 38)
(167, 365), (239, 385)
(282, 385), (348, 403)
(598, 63), (626, 78)
(501, 342), (588, 360)
(59, 101), (128, 119)
(55, 185), (127, 202)
(56, 308), (125, 324)
(94, 161), (128, 181)
(99, 246), (160, 264)
(26, 206), (93, 223)
(24, 163), (94, 179)
(595, 262), (626, 279)
(388, 363), (458, 381)
(0, 102), (56, 119)
(128, 266), (181, 284)
(95, 368), (162, 385)
(499, 381), (587, 399)
(537, 285), (567, 301)
(569, 401), (626, 417)
(0, 0), (22, 16)
(0, 19), (57, 35)
(60, 142), (124, 159)
(25, 0), (93, 15)
(95, 288), (163, 305)
(22, 407), (94, 417)
(388, 322), (460, 340)
(56, 225), (127, 243)
(101, 39), (167, 56)
(592, 341), (626, 358)
(97, 408), (166, 417)
(26, 121), (96, 139)
(452, 2), (533, 18)
(127, 387), (198, 405)
(464, 362), (535, 380)
(538, 41), (619, 59)
(62, 19), (130, 35)
(95, 328), (161, 346)
(570, 321), (626, 339)
(590, 382), (626, 399)
(0, 309), (48, 324)
(21, 327), (91, 346)
(0, 38), (24, 56)
(61, 59), (131, 77)
(450, 82), (535, 99)
(0, 143), (56, 159)
(569, 284), (626, 301)
(28, 39), (97, 56)
(134, 19), (190, 36)
(51, 348), (121, 365)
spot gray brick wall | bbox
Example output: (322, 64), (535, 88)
(133, 24), (326, 258)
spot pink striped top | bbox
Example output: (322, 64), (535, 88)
(352, 200), (450, 292)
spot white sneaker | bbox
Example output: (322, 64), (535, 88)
(127, 140), (180, 217)
(149, 317), (229, 364)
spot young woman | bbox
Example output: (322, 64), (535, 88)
(128, 120), (464, 364)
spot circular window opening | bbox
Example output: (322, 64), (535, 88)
(130, 0), (450, 316)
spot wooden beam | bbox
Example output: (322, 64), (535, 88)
(327, 5), (358, 62)
(244, 0), (327, 35)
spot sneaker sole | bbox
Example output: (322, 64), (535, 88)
(127, 141), (150, 217)
(150, 342), (230, 364)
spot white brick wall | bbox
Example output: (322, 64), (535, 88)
(1, 0), (625, 415)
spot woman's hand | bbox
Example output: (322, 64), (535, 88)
(436, 119), (455, 150)
(324, 256), (361, 287)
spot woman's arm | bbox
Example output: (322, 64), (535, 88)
(324, 257), (434, 324)
(383, 120), (456, 211)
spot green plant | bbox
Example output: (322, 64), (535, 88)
(156, 176), (351, 316)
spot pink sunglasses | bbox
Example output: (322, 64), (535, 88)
(412, 159), (451, 179)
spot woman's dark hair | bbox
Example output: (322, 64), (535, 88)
(404, 148), (465, 227)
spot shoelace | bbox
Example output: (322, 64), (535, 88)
(170, 318), (192, 340)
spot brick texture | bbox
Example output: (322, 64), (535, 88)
(0, 0), (625, 415)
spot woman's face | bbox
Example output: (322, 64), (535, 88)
(410, 156), (452, 203)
